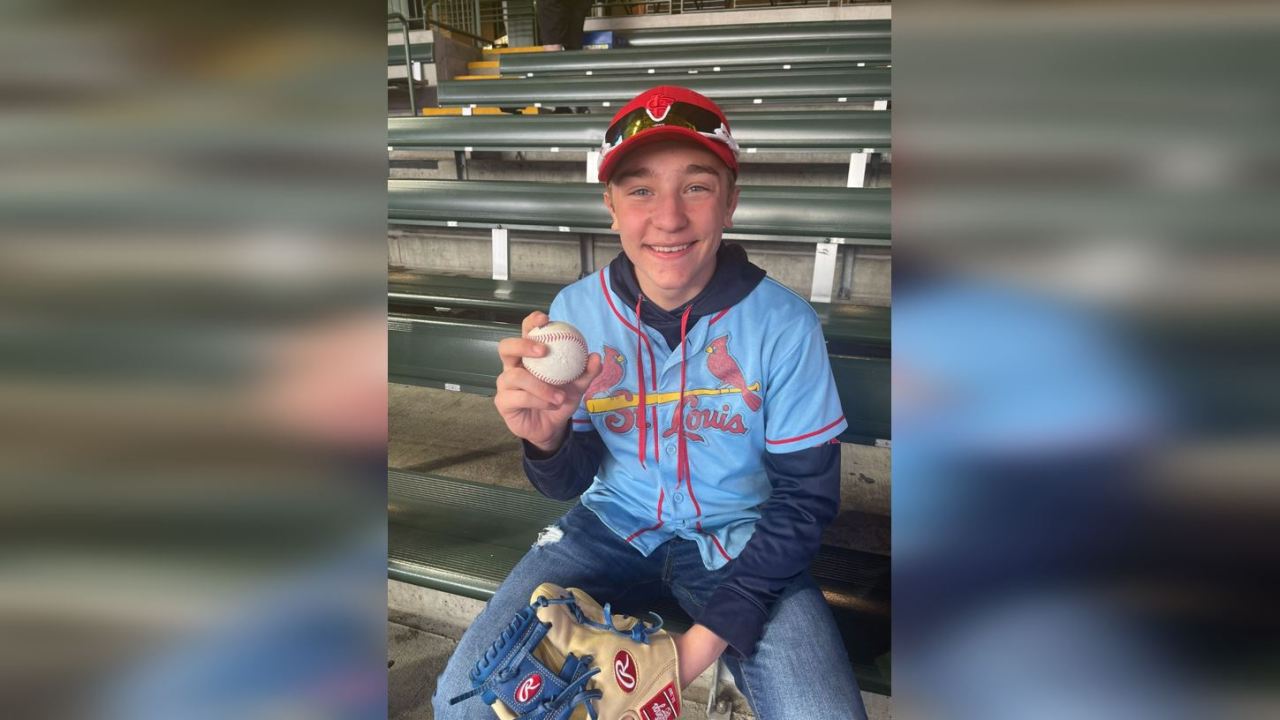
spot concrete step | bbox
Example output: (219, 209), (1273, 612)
(388, 61), (435, 84)
(483, 44), (564, 58)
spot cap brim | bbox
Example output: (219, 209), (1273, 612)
(597, 125), (737, 184)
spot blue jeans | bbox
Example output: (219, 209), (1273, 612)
(432, 504), (867, 720)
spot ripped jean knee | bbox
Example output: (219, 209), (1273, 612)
(533, 523), (564, 548)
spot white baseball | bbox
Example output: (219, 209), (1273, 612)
(523, 321), (588, 386)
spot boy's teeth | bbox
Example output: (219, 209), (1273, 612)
(652, 244), (690, 253)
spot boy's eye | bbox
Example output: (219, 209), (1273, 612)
(628, 187), (652, 197)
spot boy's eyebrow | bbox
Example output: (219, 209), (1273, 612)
(611, 167), (652, 184)
(612, 164), (721, 184)
(684, 163), (721, 177)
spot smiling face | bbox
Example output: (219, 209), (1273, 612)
(603, 139), (740, 311)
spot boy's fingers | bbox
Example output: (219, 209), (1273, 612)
(521, 311), (550, 337)
(494, 388), (557, 414)
(498, 337), (548, 370)
(497, 368), (565, 406)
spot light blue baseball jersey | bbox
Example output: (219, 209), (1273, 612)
(550, 266), (847, 570)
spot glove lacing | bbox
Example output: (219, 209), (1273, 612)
(536, 592), (665, 645)
(512, 665), (602, 720)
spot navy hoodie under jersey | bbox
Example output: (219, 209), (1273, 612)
(522, 243), (841, 658)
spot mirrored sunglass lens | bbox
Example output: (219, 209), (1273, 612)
(621, 111), (701, 140)
(622, 115), (655, 139)
(609, 104), (724, 145)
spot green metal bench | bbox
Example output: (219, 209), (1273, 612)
(388, 470), (890, 695)
(387, 310), (890, 445)
(388, 110), (890, 152)
(617, 19), (891, 48)
(388, 42), (433, 66)
(437, 67), (890, 107)
(388, 270), (889, 357)
(498, 39), (890, 75)
(388, 180), (890, 243)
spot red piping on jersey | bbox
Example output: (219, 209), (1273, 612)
(698, 520), (733, 562)
(625, 488), (665, 543)
(652, 406), (660, 462)
(765, 414), (847, 445)
(599, 269), (657, 387)
(676, 306), (703, 518)
(709, 308), (730, 326)
(634, 294), (648, 468)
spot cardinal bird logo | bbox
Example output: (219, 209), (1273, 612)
(706, 335), (762, 411)
(586, 345), (626, 399)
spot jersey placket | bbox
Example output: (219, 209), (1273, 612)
(657, 317), (710, 532)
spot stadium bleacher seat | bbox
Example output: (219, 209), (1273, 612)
(437, 67), (890, 107)
(388, 179), (890, 241)
(388, 109), (890, 151)
(387, 266), (891, 444)
(387, 41), (433, 66)
(496, 38), (890, 75)
(616, 19), (891, 47)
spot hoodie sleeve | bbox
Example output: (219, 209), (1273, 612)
(521, 424), (607, 501)
(696, 440), (841, 657)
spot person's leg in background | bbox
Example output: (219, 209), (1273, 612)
(431, 504), (664, 719)
(536, 0), (585, 113)
(563, 0), (595, 51)
(665, 540), (869, 720)
(537, 0), (572, 48)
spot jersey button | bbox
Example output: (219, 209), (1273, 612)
(674, 493), (685, 503)
(665, 443), (675, 454)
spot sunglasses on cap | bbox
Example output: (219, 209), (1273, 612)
(601, 101), (739, 158)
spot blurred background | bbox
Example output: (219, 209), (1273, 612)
(894, 1), (1279, 719)
(0, 1), (387, 718)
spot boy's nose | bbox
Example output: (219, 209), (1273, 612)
(650, 193), (689, 232)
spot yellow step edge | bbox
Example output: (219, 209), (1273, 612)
(452, 74), (507, 80)
(467, 60), (500, 70)
(420, 107), (510, 116)
(482, 44), (563, 57)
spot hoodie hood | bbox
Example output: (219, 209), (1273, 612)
(608, 242), (766, 351)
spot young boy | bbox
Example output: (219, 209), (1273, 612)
(433, 86), (867, 719)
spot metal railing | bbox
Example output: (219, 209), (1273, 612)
(587, 0), (868, 16)
(386, 13), (417, 113)
(392, 0), (873, 42)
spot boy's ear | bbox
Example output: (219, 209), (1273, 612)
(723, 183), (741, 229)
(603, 187), (619, 231)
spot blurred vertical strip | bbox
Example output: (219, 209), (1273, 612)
(894, 2), (1279, 718)
(0, 1), (388, 718)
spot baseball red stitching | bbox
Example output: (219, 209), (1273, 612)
(527, 329), (587, 384)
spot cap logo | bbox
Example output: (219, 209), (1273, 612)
(644, 93), (675, 122)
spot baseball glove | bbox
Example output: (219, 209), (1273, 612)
(448, 582), (682, 720)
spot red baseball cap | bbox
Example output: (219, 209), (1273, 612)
(597, 85), (740, 183)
